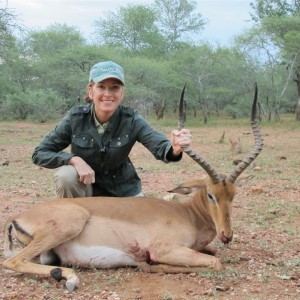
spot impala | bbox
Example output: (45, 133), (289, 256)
(3, 84), (263, 292)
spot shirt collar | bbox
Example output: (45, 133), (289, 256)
(91, 103), (109, 134)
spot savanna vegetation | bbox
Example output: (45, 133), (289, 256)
(0, 119), (299, 299)
(0, 1), (299, 299)
(0, 0), (299, 123)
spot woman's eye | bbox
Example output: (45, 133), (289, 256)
(95, 84), (122, 92)
(112, 86), (121, 91)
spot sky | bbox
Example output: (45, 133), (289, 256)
(5, 0), (254, 46)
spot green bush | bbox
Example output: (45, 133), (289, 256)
(0, 89), (66, 122)
(224, 105), (245, 119)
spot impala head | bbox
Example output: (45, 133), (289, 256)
(205, 176), (235, 244)
(170, 174), (235, 244)
(174, 83), (263, 244)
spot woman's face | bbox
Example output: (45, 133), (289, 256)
(89, 78), (124, 119)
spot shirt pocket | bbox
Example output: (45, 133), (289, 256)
(108, 135), (130, 149)
(72, 135), (94, 148)
(71, 135), (97, 159)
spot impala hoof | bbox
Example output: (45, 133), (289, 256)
(66, 276), (80, 292)
(50, 268), (63, 282)
(201, 245), (218, 256)
(212, 258), (223, 270)
(138, 262), (151, 273)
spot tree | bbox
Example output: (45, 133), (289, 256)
(250, 0), (300, 21)
(23, 23), (85, 59)
(93, 4), (165, 55)
(154, 0), (206, 50)
(168, 44), (259, 122)
(250, 0), (300, 120)
(0, 1), (23, 59)
(120, 56), (174, 117)
(235, 28), (288, 121)
(0, 2), (30, 102)
(17, 24), (88, 102)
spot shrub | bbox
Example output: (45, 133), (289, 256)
(0, 89), (67, 122)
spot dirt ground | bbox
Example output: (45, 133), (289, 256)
(0, 120), (299, 300)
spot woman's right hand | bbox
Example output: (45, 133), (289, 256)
(68, 156), (95, 185)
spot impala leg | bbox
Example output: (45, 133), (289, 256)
(149, 245), (222, 273)
(3, 228), (82, 292)
(139, 262), (220, 273)
(3, 207), (90, 292)
(201, 244), (218, 256)
(3, 246), (79, 291)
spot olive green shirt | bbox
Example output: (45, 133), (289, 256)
(32, 103), (182, 197)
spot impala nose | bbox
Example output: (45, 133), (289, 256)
(220, 231), (233, 244)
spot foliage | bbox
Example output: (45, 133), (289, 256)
(93, 4), (165, 55)
(248, 0), (300, 120)
(93, 0), (205, 54)
(153, 0), (206, 49)
(22, 23), (85, 59)
(0, 1), (24, 59)
(0, 0), (298, 122)
(0, 89), (65, 122)
(250, 0), (300, 21)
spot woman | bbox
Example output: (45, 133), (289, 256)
(32, 61), (192, 198)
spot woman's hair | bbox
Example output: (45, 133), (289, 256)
(85, 81), (94, 103)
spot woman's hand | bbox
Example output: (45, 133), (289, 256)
(68, 156), (95, 185)
(171, 129), (192, 156)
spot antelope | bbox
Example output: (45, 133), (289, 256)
(2, 84), (263, 292)
(229, 137), (242, 154)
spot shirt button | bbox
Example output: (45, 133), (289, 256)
(117, 142), (121, 146)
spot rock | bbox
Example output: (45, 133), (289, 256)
(1, 159), (9, 166)
(251, 186), (264, 193)
(216, 285), (229, 291)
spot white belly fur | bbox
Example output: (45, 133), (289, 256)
(54, 243), (139, 268)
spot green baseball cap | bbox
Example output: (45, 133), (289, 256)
(89, 61), (125, 85)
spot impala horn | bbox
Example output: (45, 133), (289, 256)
(227, 83), (264, 183)
(177, 85), (221, 184)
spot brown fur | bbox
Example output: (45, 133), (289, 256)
(2, 175), (248, 291)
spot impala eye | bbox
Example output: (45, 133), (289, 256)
(208, 192), (217, 204)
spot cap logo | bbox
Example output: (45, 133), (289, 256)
(100, 67), (117, 72)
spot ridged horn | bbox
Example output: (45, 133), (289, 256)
(227, 83), (264, 183)
(177, 85), (221, 184)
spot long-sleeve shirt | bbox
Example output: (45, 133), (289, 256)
(32, 103), (181, 197)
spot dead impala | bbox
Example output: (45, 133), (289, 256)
(3, 85), (263, 292)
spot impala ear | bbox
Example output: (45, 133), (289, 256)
(168, 181), (205, 195)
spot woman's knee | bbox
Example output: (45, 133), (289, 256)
(54, 165), (79, 186)
(53, 166), (93, 198)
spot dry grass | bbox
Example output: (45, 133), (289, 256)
(0, 118), (299, 300)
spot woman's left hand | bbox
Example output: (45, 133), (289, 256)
(171, 129), (192, 156)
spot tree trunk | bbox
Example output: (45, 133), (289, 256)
(266, 96), (271, 121)
(295, 71), (300, 121)
(156, 99), (165, 120)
